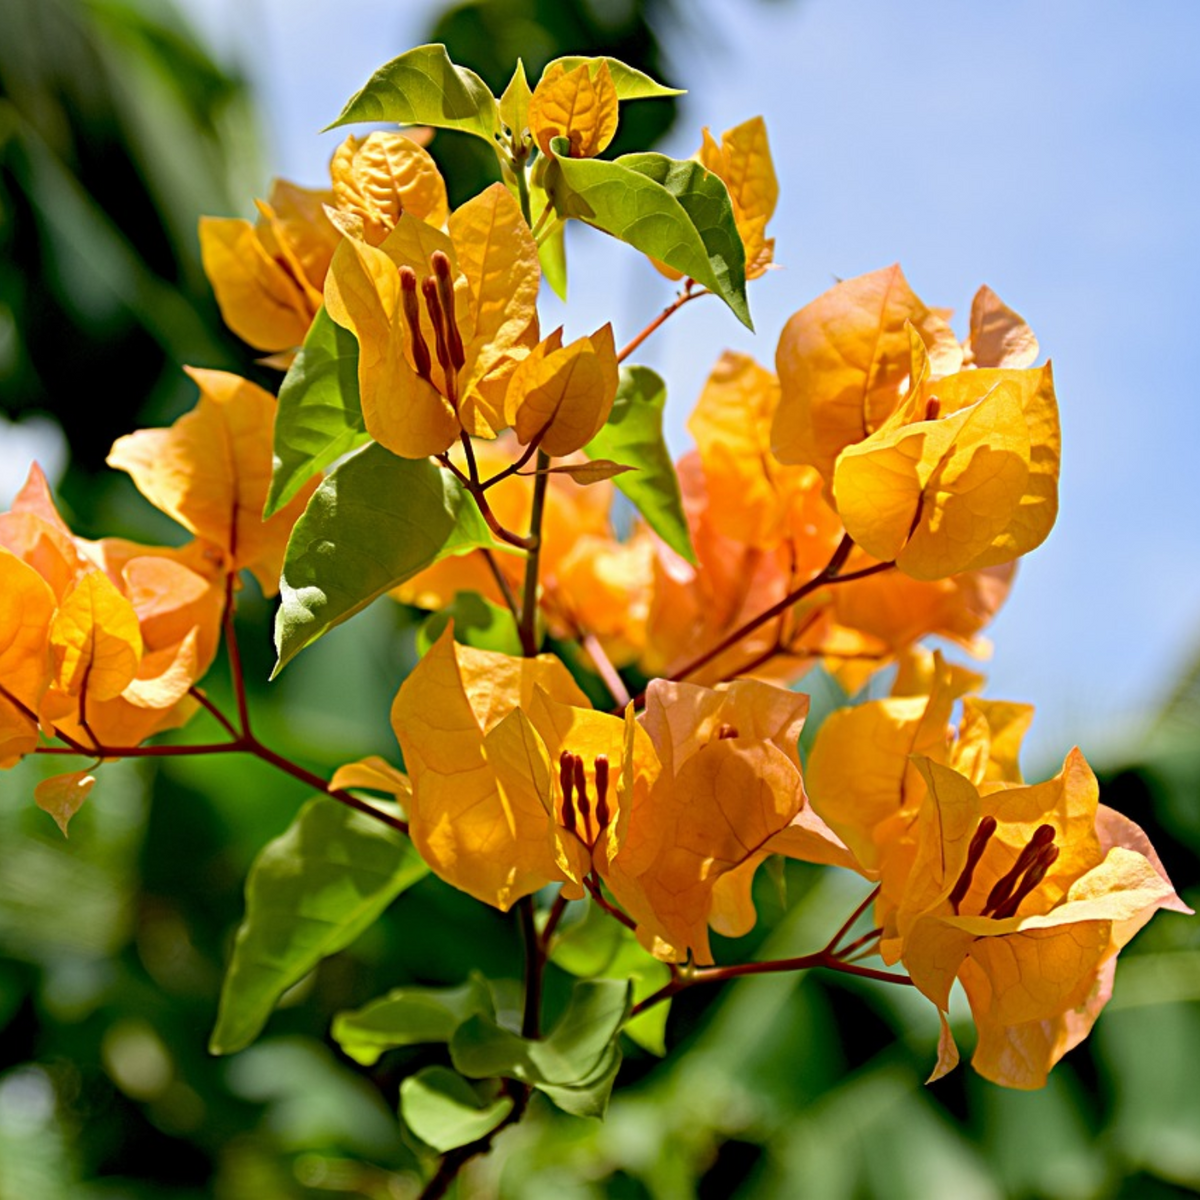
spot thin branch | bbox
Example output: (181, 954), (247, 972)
(222, 573), (252, 737)
(617, 282), (705, 363)
(478, 429), (546, 491)
(540, 891), (571, 953)
(661, 537), (893, 690)
(581, 632), (631, 708)
(584, 873), (638, 933)
(827, 885), (882, 955)
(628, 949), (914, 1018)
(517, 451), (551, 655)
(187, 686), (240, 739)
(481, 549), (523, 626)
(518, 896), (542, 1039)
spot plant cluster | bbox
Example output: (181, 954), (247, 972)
(0, 45), (1188, 1192)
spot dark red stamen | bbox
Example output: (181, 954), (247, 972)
(558, 750), (576, 834)
(430, 251), (465, 369)
(983, 824), (1056, 916)
(716, 723), (739, 740)
(992, 844), (1060, 920)
(948, 814), (997, 914)
(925, 398), (941, 422)
(594, 755), (610, 832)
(399, 266), (432, 380)
(573, 756), (591, 843)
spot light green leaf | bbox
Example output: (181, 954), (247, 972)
(265, 307), (367, 518)
(210, 797), (427, 1055)
(549, 899), (671, 1057)
(400, 1068), (513, 1152)
(535, 1042), (623, 1118)
(544, 56), (683, 99)
(274, 445), (495, 674)
(538, 218), (567, 301)
(449, 979), (630, 1115)
(416, 592), (522, 658)
(544, 142), (750, 329)
(584, 366), (695, 563)
(333, 976), (494, 1066)
(325, 44), (500, 144)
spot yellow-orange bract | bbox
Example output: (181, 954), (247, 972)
(528, 60), (619, 158)
(833, 356), (1061, 580)
(200, 132), (445, 357)
(329, 131), (448, 244)
(200, 179), (339, 355)
(0, 464), (228, 758)
(390, 629), (858, 963)
(772, 265), (962, 481)
(698, 117), (778, 279)
(882, 753), (1190, 1087)
(504, 324), (619, 456)
(326, 184), (541, 457)
(107, 369), (318, 596)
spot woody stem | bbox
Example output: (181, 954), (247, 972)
(661, 536), (894, 690)
(617, 282), (705, 363)
(517, 451), (550, 655)
(223, 571), (251, 737)
(628, 951), (914, 1019)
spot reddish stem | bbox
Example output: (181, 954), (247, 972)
(617, 283), (705, 363)
(661, 537), (894, 691)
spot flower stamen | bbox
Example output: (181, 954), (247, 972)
(982, 824), (1057, 917)
(948, 814), (997, 914)
(399, 266), (432, 381)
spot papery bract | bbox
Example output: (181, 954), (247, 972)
(326, 184), (540, 457)
(107, 368), (318, 595)
(885, 754), (1190, 1088)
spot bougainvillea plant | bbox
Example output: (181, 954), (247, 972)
(1, 45), (1189, 1193)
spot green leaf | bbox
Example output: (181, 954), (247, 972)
(326, 44), (500, 144)
(210, 797), (427, 1055)
(584, 366), (695, 564)
(332, 976), (494, 1066)
(538, 218), (567, 301)
(265, 307), (367, 518)
(416, 592), (522, 658)
(550, 899), (671, 1057)
(274, 445), (496, 674)
(536, 1042), (623, 1119)
(544, 56), (684, 99)
(544, 143), (750, 329)
(400, 1068), (513, 1152)
(450, 979), (630, 1116)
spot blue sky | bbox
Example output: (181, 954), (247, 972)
(33, 0), (1200, 767)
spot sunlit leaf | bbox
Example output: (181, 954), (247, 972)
(584, 366), (695, 563)
(544, 56), (683, 100)
(265, 308), (367, 518)
(325, 44), (500, 144)
(274, 445), (496, 674)
(209, 795), (426, 1055)
(543, 144), (751, 329)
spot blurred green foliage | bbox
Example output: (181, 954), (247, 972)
(1, 0), (1197, 1197)
(0, 0), (259, 507)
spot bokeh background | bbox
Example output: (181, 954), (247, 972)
(1, 0), (1197, 1196)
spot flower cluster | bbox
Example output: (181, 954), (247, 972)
(2, 46), (1187, 1130)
